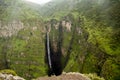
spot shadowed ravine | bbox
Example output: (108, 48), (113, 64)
(45, 21), (63, 76)
(44, 17), (83, 76)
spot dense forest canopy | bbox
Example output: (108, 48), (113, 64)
(0, 0), (120, 80)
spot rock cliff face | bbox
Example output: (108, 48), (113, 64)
(0, 20), (24, 37)
(44, 14), (89, 76)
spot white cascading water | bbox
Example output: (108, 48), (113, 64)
(47, 32), (52, 69)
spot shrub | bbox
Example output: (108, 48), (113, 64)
(101, 59), (120, 80)
(0, 69), (17, 76)
(85, 73), (105, 80)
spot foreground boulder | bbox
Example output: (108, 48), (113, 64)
(0, 73), (25, 80)
(36, 72), (91, 80)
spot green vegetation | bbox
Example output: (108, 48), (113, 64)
(0, 0), (120, 80)
(85, 73), (105, 80)
(0, 69), (17, 76)
(101, 58), (120, 80)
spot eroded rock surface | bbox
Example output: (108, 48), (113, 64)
(36, 72), (91, 80)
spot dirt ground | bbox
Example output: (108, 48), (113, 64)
(36, 72), (91, 80)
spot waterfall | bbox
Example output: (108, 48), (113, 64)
(47, 32), (52, 69)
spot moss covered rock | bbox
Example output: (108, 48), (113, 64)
(0, 69), (17, 76)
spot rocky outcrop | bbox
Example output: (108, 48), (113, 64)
(0, 20), (24, 37)
(0, 73), (25, 80)
(62, 20), (72, 31)
(36, 72), (91, 80)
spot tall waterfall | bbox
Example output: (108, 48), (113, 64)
(46, 32), (52, 69)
